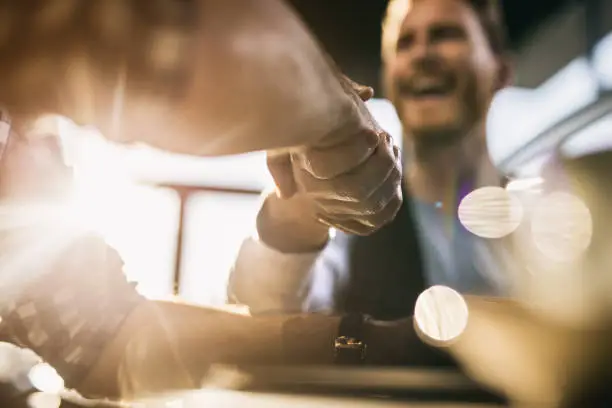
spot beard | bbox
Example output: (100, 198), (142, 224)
(393, 69), (485, 149)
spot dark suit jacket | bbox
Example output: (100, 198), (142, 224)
(338, 186), (427, 320)
(328, 175), (511, 320)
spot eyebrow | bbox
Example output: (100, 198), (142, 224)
(396, 20), (467, 45)
(396, 31), (415, 49)
(428, 21), (467, 34)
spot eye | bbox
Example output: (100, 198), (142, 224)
(429, 24), (467, 43)
(396, 32), (415, 51)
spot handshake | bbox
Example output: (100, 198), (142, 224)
(260, 77), (403, 252)
(0, 0), (402, 250)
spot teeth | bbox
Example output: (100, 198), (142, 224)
(414, 79), (445, 87)
(412, 83), (448, 94)
(411, 77), (451, 94)
(417, 86), (444, 92)
(414, 86), (447, 95)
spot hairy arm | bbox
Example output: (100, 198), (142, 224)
(0, 0), (358, 155)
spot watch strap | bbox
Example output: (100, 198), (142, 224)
(335, 313), (367, 364)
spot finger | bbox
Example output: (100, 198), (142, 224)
(267, 152), (297, 199)
(358, 87), (374, 101)
(392, 143), (401, 160)
(294, 128), (381, 180)
(316, 216), (371, 235)
(318, 191), (403, 236)
(313, 142), (401, 216)
(295, 133), (400, 201)
(311, 75), (382, 153)
(343, 75), (375, 101)
(355, 84), (374, 101)
(314, 163), (402, 217)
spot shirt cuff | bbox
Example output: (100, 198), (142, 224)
(229, 236), (323, 314)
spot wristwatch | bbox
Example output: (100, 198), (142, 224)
(334, 313), (367, 365)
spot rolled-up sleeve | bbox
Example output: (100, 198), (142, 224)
(228, 232), (350, 315)
(228, 237), (320, 314)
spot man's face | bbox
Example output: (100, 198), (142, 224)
(387, 0), (502, 143)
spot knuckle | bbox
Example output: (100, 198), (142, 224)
(329, 178), (367, 202)
(294, 151), (320, 178)
(363, 167), (400, 202)
(365, 196), (403, 227)
(361, 197), (388, 216)
(386, 196), (403, 219)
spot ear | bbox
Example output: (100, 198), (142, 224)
(494, 55), (514, 91)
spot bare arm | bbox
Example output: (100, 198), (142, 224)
(79, 300), (454, 400)
(80, 300), (343, 398)
(1, 2), (403, 236)
(0, 0), (358, 156)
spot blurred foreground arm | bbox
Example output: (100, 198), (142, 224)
(1, 1), (403, 234)
(0, 0), (358, 155)
(438, 296), (612, 406)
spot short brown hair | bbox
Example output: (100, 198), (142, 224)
(381, 0), (508, 63)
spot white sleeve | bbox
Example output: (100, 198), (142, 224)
(228, 236), (322, 314)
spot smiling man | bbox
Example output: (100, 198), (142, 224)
(229, 0), (513, 318)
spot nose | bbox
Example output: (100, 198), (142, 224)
(411, 37), (430, 59)
(406, 33), (438, 67)
(408, 46), (442, 78)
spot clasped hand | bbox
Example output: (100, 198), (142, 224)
(266, 77), (402, 236)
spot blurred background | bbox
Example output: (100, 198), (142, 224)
(48, 0), (611, 307)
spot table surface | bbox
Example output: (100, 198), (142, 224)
(137, 389), (503, 408)
(62, 366), (505, 407)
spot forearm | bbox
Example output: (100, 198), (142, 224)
(0, 0), (357, 155)
(80, 300), (342, 398)
(81, 300), (454, 399)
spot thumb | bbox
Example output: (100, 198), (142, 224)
(267, 152), (298, 199)
(355, 84), (374, 101)
(343, 76), (374, 101)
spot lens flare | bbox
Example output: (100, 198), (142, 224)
(28, 363), (65, 394)
(458, 186), (523, 239)
(530, 192), (592, 262)
(27, 392), (61, 408)
(414, 285), (468, 344)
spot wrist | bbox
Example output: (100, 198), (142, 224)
(362, 317), (455, 366)
(256, 193), (330, 253)
(335, 314), (368, 365)
(282, 315), (342, 364)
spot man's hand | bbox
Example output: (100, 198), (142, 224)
(264, 78), (402, 240)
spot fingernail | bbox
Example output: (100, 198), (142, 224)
(392, 144), (399, 157)
(367, 130), (381, 147)
(384, 132), (392, 144)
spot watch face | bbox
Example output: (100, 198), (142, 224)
(334, 337), (366, 364)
